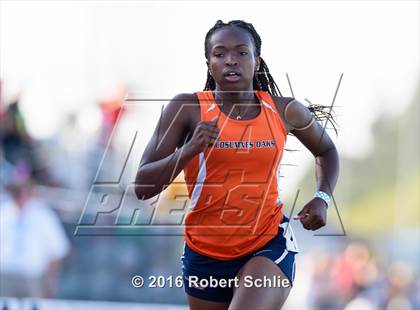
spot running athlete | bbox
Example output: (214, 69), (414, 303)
(135, 20), (339, 310)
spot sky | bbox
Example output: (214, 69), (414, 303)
(1, 1), (419, 190)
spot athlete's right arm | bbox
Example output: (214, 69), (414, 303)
(134, 93), (219, 200)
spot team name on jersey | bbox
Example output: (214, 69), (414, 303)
(214, 140), (276, 149)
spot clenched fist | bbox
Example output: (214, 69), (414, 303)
(294, 197), (327, 230)
(184, 116), (220, 156)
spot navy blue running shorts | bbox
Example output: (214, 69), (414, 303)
(181, 216), (299, 302)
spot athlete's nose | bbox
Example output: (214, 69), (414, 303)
(225, 53), (238, 66)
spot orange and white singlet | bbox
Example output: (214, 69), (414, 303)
(183, 91), (288, 260)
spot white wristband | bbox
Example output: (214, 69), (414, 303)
(314, 191), (331, 206)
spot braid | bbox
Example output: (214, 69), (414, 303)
(306, 99), (340, 135)
(255, 58), (282, 96)
(204, 66), (216, 91)
(203, 19), (338, 134)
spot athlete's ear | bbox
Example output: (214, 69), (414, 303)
(206, 61), (212, 76)
(255, 57), (261, 72)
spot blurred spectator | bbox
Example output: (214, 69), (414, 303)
(309, 253), (337, 309)
(0, 80), (4, 117)
(305, 241), (419, 310)
(0, 97), (57, 186)
(97, 85), (127, 147)
(0, 97), (32, 165)
(0, 166), (70, 298)
(382, 261), (416, 309)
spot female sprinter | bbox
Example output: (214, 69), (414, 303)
(135, 20), (339, 310)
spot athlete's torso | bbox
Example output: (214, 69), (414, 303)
(182, 91), (291, 260)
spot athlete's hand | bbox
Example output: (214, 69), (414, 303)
(184, 116), (220, 156)
(294, 198), (327, 230)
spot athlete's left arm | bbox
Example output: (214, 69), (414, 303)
(282, 98), (340, 231)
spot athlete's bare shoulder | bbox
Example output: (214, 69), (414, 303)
(271, 95), (295, 133)
(171, 92), (197, 103)
(271, 95), (314, 133)
(168, 93), (197, 111)
(169, 92), (200, 132)
(138, 93), (200, 167)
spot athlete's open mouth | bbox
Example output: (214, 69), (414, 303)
(223, 70), (241, 82)
(223, 70), (241, 77)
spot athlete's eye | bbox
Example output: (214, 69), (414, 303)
(214, 53), (224, 57)
(239, 51), (248, 56)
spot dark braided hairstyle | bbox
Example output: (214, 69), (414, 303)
(204, 20), (282, 97)
(203, 19), (338, 134)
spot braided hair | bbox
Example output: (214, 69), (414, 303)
(203, 20), (338, 134)
(204, 20), (282, 97)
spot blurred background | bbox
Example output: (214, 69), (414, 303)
(0, 1), (419, 309)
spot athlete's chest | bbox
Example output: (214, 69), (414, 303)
(210, 120), (283, 168)
(187, 97), (291, 135)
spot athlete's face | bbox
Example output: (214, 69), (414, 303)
(207, 27), (260, 92)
